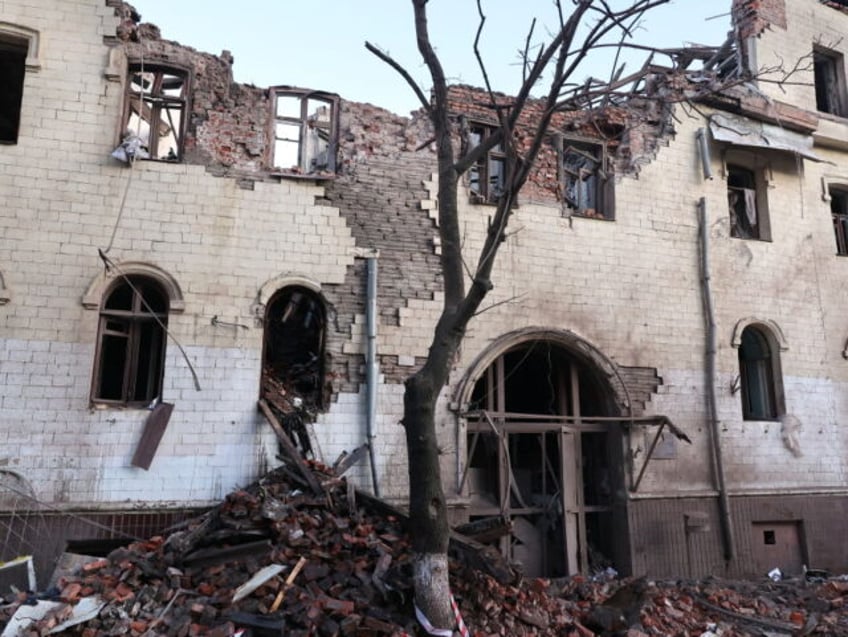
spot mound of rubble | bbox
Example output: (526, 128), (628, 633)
(1, 462), (847, 636)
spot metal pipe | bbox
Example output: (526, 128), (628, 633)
(696, 128), (714, 180)
(365, 255), (381, 497)
(698, 196), (735, 562)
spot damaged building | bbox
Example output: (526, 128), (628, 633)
(1, 0), (848, 588)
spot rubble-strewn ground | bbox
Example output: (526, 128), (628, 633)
(1, 466), (846, 636)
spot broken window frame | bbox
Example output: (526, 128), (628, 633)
(270, 87), (338, 177)
(559, 137), (614, 220)
(91, 276), (169, 408)
(725, 152), (772, 241)
(813, 45), (848, 118)
(737, 325), (783, 421)
(0, 33), (28, 144)
(467, 121), (506, 204)
(122, 63), (190, 161)
(829, 185), (848, 256)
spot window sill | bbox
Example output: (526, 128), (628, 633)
(730, 234), (772, 243)
(90, 401), (155, 411)
(270, 170), (336, 182)
(815, 110), (848, 124)
(567, 212), (615, 222)
(469, 195), (499, 206)
(140, 157), (182, 164)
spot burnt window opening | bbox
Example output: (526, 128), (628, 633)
(123, 65), (188, 161)
(561, 138), (614, 220)
(738, 325), (782, 421)
(272, 89), (338, 175)
(261, 287), (327, 454)
(813, 46), (848, 117)
(467, 123), (506, 203)
(727, 163), (771, 240)
(0, 34), (28, 144)
(92, 276), (168, 407)
(763, 529), (776, 545)
(830, 186), (848, 255)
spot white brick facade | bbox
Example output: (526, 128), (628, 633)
(2, 0), (848, 578)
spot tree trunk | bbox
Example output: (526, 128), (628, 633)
(403, 368), (454, 630)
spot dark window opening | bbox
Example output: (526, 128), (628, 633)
(813, 47), (847, 117)
(123, 65), (188, 161)
(272, 89), (338, 175)
(92, 276), (168, 406)
(738, 326), (780, 421)
(261, 287), (327, 455)
(0, 35), (27, 144)
(830, 186), (848, 255)
(468, 123), (506, 203)
(727, 164), (763, 239)
(763, 529), (776, 545)
(562, 139), (614, 220)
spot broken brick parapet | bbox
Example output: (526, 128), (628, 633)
(444, 84), (677, 206)
(732, 0), (787, 40)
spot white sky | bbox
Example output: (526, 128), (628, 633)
(130, 1), (733, 115)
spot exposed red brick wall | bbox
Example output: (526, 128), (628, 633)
(444, 84), (674, 206)
(732, 0), (787, 39)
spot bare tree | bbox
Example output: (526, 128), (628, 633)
(367, 0), (726, 629)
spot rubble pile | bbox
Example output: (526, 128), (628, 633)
(1, 463), (847, 636)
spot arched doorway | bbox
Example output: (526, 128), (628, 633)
(459, 332), (629, 578)
(260, 286), (327, 455)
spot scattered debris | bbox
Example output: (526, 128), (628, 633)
(1, 459), (847, 636)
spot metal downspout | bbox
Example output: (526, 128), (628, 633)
(366, 255), (381, 497)
(698, 196), (735, 562)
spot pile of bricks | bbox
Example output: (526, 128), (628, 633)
(2, 463), (848, 636)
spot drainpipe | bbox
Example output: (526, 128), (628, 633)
(698, 196), (735, 562)
(366, 254), (381, 497)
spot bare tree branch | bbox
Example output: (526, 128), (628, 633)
(364, 42), (431, 112)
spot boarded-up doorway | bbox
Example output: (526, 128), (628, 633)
(464, 340), (626, 577)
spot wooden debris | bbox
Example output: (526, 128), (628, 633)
(2, 460), (847, 637)
(258, 399), (323, 495)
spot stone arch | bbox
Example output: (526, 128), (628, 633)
(731, 317), (788, 351)
(455, 327), (631, 415)
(255, 273), (322, 318)
(456, 327), (634, 577)
(82, 261), (184, 312)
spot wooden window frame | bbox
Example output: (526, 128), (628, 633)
(725, 154), (772, 241)
(813, 45), (848, 118)
(560, 137), (614, 220)
(270, 87), (338, 176)
(467, 122), (506, 204)
(123, 63), (189, 161)
(91, 276), (169, 408)
(829, 185), (848, 256)
(737, 326), (783, 421)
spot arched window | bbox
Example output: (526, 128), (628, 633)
(738, 326), (782, 420)
(92, 276), (168, 406)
